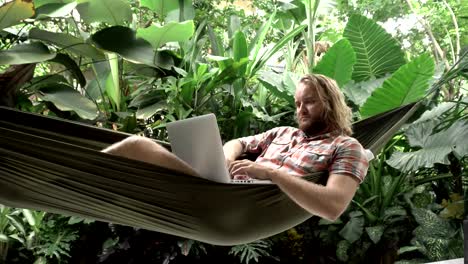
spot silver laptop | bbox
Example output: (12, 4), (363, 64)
(166, 114), (272, 184)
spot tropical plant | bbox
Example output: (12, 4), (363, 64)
(0, 205), (83, 264)
(229, 239), (274, 264)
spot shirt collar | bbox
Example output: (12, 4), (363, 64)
(299, 129), (341, 140)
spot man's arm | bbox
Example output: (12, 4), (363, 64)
(223, 139), (244, 165)
(270, 171), (358, 221)
(228, 160), (358, 221)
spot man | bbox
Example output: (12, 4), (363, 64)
(103, 74), (369, 221)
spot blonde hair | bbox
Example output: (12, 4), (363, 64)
(298, 74), (353, 135)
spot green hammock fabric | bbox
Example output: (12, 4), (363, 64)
(0, 103), (418, 245)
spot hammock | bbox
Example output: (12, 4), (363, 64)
(0, 103), (418, 245)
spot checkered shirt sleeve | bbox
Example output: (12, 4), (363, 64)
(330, 138), (369, 183)
(237, 127), (283, 154)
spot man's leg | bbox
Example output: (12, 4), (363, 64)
(102, 135), (199, 176)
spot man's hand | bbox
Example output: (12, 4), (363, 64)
(228, 159), (273, 180)
(225, 159), (234, 171)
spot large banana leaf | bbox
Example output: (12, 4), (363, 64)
(313, 38), (356, 87)
(136, 21), (195, 50)
(360, 53), (435, 118)
(0, 0), (35, 31)
(0, 42), (55, 65)
(38, 83), (98, 120)
(29, 28), (105, 60)
(76, 0), (132, 25)
(91, 26), (174, 70)
(343, 14), (405, 82)
(386, 119), (468, 172)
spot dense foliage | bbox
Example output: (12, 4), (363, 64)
(0, 0), (466, 263)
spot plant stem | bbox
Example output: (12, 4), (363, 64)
(441, 0), (460, 62)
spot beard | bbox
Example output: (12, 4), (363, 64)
(297, 116), (328, 137)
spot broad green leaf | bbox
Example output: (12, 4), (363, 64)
(339, 212), (364, 243)
(0, 233), (8, 242)
(383, 206), (407, 221)
(76, 0), (132, 25)
(360, 54), (435, 118)
(313, 38), (356, 87)
(233, 30), (248, 75)
(233, 30), (248, 62)
(165, 0), (194, 22)
(413, 236), (450, 261)
(85, 74), (106, 101)
(29, 28), (105, 60)
(398, 246), (423, 255)
(228, 16), (241, 40)
(23, 74), (69, 93)
(365, 225), (384, 244)
(0, 0), (35, 30)
(0, 42), (55, 65)
(136, 101), (166, 119)
(9, 234), (24, 243)
(387, 119), (468, 172)
(50, 53), (86, 87)
(258, 70), (295, 106)
(343, 14), (406, 82)
(86, 59), (110, 101)
(22, 209), (35, 226)
(336, 240), (350, 262)
(277, 0), (306, 25)
(106, 53), (120, 111)
(38, 83), (99, 120)
(140, 0), (178, 17)
(34, 2), (77, 19)
(6, 215), (25, 234)
(411, 208), (453, 237)
(33, 0), (74, 8)
(207, 25), (224, 56)
(91, 26), (174, 69)
(413, 101), (456, 124)
(136, 20), (195, 50)
(343, 76), (388, 106)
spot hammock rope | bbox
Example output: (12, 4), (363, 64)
(0, 103), (419, 245)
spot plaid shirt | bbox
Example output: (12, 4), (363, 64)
(237, 126), (369, 183)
